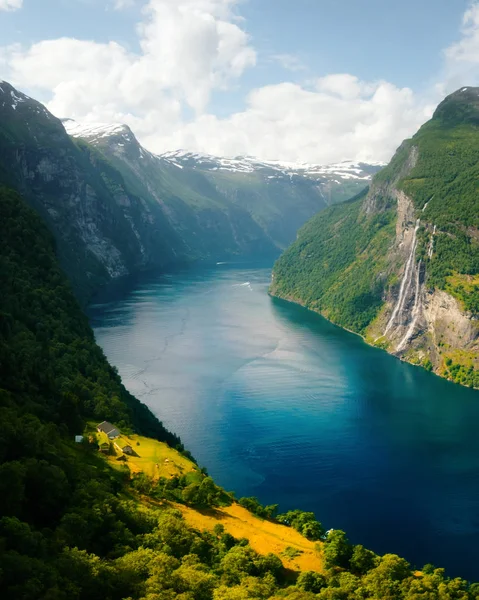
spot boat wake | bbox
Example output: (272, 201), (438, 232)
(233, 282), (253, 291)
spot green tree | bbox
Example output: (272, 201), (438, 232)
(323, 530), (353, 570)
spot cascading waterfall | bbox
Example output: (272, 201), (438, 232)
(397, 259), (422, 352)
(428, 225), (436, 259)
(384, 218), (420, 337)
(422, 196), (434, 213)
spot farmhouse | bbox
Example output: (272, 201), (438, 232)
(97, 421), (120, 439)
(115, 442), (134, 456)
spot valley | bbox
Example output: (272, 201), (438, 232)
(4, 1), (479, 597)
(0, 80), (381, 303)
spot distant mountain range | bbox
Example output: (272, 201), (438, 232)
(271, 86), (479, 388)
(64, 118), (382, 209)
(65, 119), (381, 182)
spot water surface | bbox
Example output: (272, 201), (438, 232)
(89, 262), (479, 580)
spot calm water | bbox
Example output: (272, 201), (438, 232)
(89, 262), (479, 580)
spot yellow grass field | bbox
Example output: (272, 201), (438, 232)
(94, 429), (197, 479)
(90, 423), (323, 573)
(177, 502), (324, 574)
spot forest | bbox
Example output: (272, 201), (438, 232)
(270, 189), (396, 334)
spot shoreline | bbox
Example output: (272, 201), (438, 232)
(269, 287), (479, 392)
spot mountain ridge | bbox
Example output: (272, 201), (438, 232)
(63, 118), (384, 180)
(62, 112), (383, 259)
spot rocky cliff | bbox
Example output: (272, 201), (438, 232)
(272, 87), (479, 387)
(0, 81), (185, 302)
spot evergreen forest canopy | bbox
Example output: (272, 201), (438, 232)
(1, 184), (479, 598)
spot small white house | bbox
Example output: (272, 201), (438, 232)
(75, 435), (84, 443)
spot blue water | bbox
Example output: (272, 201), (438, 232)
(89, 262), (479, 580)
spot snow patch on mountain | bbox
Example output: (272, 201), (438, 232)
(63, 119), (132, 142)
(63, 119), (384, 182)
(159, 150), (384, 182)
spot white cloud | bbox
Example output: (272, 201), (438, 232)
(0, 0), (22, 11)
(145, 80), (431, 164)
(2, 0), (479, 163)
(2, 0), (255, 119)
(442, 2), (479, 92)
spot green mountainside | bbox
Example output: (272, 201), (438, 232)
(1, 185), (477, 599)
(271, 87), (479, 387)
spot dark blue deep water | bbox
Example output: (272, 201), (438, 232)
(89, 262), (479, 580)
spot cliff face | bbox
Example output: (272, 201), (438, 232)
(65, 122), (278, 261)
(66, 122), (382, 255)
(0, 81), (185, 302)
(272, 87), (479, 387)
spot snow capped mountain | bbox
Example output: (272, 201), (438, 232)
(63, 119), (134, 143)
(0, 80), (53, 119)
(63, 120), (384, 184)
(158, 149), (384, 183)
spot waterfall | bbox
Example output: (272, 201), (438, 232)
(384, 219), (420, 336)
(427, 225), (436, 260)
(397, 260), (422, 352)
(422, 195), (434, 212)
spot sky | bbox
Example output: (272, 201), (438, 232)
(0, 0), (478, 164)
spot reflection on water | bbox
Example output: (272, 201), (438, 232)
(90, 262), (479, 580)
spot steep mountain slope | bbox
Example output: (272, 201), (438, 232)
(0, 81), (190, 303)
(271, 87), (479, 388)
(63, 119), (279, 260)
(65, 119), (383, 250)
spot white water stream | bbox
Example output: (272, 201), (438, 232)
(397, 259), (422, 352)
(384, 219), (420, 337)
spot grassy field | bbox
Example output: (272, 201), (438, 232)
(177, 502), (324, 574)
(89, 424), (197, 480)
(89, 423), (323, 573)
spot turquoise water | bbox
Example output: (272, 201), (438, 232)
(89, 262), (479, 580)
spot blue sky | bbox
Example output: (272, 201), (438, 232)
(0, 0), (477, 162)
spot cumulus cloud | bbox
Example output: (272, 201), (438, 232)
(148, 80), (431, 163)
(2, 0), (255, 121)
(0, 0), (22, 11)
(1, 0), (479, 163)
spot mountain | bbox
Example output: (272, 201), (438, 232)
(0, 81), (187, 303)
(65, 118), (383, 251)
(271, 87), (479, 388)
